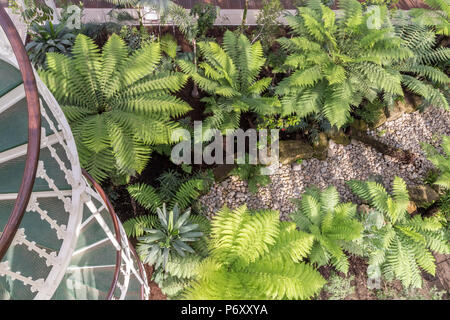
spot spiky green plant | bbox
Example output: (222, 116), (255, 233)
(137, 204), (203, 270)
(290, 186), (363, 274)
(125, 173), (207, 238)
(26, 21), (76, 68)
(275, 0), (449, 128)
(178, 30), (280, 136)
(184, 205), (326, 300)
(126, 208), (210, 299)
(410, 0), (450, 36)
(348, 177), (450, 289)
(153, 254), (203, 299)
(422, 136), (450, 189)
(40, 34), (190, 182)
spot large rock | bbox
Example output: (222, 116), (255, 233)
(327, 128), (351, 146)
(434, 253), (450, 292)
(312, 132), (329, 160)
(408, 185), (440, 206)
(370, 111), (387, 129)
(350, 119), (368, 132)
(406, 201), (417, 214)
(213, 164), (236, 182)
(279, 140), (314, 165)
(386, 99), (416, 122)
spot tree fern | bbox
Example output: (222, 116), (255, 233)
(183, 205), (326, 300)
(276, 0), (413, 128)
(179, 30), (280, 136)
(422, 135), (450, 189)
(393, 24), (449, 110)
(40, 33), (191, 182)
(348, 177), (450, 288)
(290, 186), (363, 274)
(410, 0), (450, 36)
(276, 0), (446, 128)
(153, 254), (203, 299)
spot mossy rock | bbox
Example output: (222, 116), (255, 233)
(386, 99), (416, 122)
(279, 140), (315, 165)
(369, 111), (387, 129)
(212, 164), (236, 182)
(327, 128), (350, 146)
(408, 185), (440, 207)
(312, 133), (328, 160)
(350, 119), (368, 132)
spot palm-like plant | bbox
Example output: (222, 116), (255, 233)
(276, 0), (415, 128)
(410, 0), (450, 36)
(137, 204), (203, 270)
(184, 205), (326, 300)
(178, 30), (280, 136)
(290, 186), (363, 274)
(348, 177), (450, 288)
(422, 135), (450, 189)
(26, 21), (76, 68)
(40, 34), (191, 182)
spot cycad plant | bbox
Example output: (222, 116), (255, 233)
(348, 177), (450, 288)
(290, 186), (363, 274)
(178, 30), (280, 136)
(136, 204), (203, 270)
(135, 203), (210, 299)
(276, 0), (413, 128)
(26, 21), (76, 68)
(184, 205), (326, 300)
(422, 135), (450, 189)
(40, 34), (191, 182)
(410, 0), (450, 36)
(155, 253), (204, 299)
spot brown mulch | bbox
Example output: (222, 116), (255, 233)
(144, 264), (167, 300)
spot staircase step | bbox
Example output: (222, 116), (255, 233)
(0, 97), (61, 154)
(0, 145), (71, 194)
(70, 237), (117, 267)
(0, 60), (22, 96)
(52, 267), (115, 300)
(0, 197), (67, 250)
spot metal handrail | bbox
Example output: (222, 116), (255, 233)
(0, 7), (41, 261)
(81, 169), (122, 300)
(128, 239), (147, 300)
(81, 169), (148, 300)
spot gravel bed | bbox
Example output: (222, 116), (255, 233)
(199, 107), (450, 220)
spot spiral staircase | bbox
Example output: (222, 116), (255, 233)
(0, 7), (149, 300)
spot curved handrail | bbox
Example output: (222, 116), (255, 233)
(0, 7), (41, 261)
(81, 169), (122, 300)
(128, 239), (147, 300)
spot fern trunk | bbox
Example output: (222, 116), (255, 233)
(191, 38), (199, 98)
(349, 128), (415, 164)
(240, 0), (249, 33)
